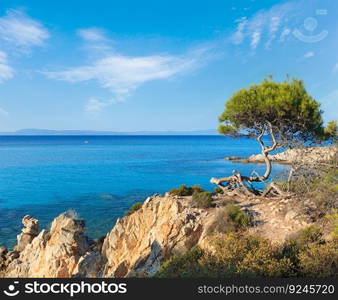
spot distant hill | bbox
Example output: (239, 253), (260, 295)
(0, 128), (218, 136)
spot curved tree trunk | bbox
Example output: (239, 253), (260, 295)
(211, 121), (280, 197)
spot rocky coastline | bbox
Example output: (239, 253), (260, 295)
(0, 145), (336, 278)
(225, 146), (337, 165)
(0, 191), (317, 278)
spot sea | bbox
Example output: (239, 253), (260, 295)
(0, 135), (289, 248)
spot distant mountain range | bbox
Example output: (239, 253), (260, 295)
(0, 128), (218, 136)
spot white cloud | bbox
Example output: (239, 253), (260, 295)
(78, 28), (107, 42)
(84, 97), (121, 117)
(44, 41), (213, 115)
(0, 107), (9, 117)
(304, 51), (314, 58)
(45, 53), (199, 94)
(0, 51), (14, 83)
(279, 27), (291, 42)
(0, 9), (49, 52)
(231, 17), (247, 44)
(251, 31), (261, 49)
(231, 1), (300, 50)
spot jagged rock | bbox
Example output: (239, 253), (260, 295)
(21, 215), (39, 235)
(101, 195), (207, 277)
(14, 215), (39, 252)
(0, 247), (7, 257)
(0, 194), (314, 278)
(2, 212), (92, 278)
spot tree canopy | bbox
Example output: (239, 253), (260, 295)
(218, 77), (325, 144)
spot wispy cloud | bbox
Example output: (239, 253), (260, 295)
(0, 9), (49, 83)
(44, 31), (215, 116)
(0, 9), (49, 52)
(78, 28), (107, 42)
(304, 51), (314, 58)
(0, 107), (9, 117)
(0, 51), (14, 83)
(231, 1), (301, 50)
(84, 97), (122, 118)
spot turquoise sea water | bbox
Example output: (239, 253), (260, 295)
(0, 135), (289, 248)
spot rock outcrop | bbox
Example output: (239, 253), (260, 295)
(1, 212), (92, 277)
(230, 146), (337, 165)
(14, 215), (39, 252)
(0, 193), (314, 278)
(0, 195), (213, 278)
(101, 195), (209, 277)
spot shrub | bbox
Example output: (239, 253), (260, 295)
(156, 230), (338, 278)
(297, 226), (323, 244)
(298, 241), (338, 277)
(157, 233), (293, 278)
(125, 202), (143, 216)
(285, 160), (338, 217)
(211, 233), (292, 277)
(191, 184), (204, 194)
(191, 191), (213, 208)
(207, 205), (251, 235)
(281, 226), (324, 272)
(226, 205), (251, 228)
(156, 247), (211, 278)
(169, 184), (204, 196)
(326, 210), (338, 239)
(214, 186), (224, 194)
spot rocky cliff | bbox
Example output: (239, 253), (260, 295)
(0, 191), (314, 278)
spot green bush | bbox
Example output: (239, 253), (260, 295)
(211, 233), (292, 277)
(125, 202), (143, 216)
(226, 205), (251, 228)
(169, 184), (204, 196)
(281, 226), (324, 272)
(156, 247), (211, 278)
(156, 228), (338, 278)
(326, 210), (338, 239)
(191, 191), (213, 208)
(285, 161), (338, 217)
(297, 226), (323, 244)
(298, 241), (338, 277)
(214, 186), (224, 194)
(156, 233), (294, 278)
(207, 205), (251, 235)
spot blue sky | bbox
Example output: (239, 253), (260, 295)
(0, 0), (337, 132)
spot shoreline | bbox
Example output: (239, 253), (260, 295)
(225, 145), (337, 165)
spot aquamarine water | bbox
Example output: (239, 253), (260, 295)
(0, 135), (288, 248)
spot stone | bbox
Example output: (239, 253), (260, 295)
(101, 195), (207, 277)
(15, 233), (35, 252)
(285, 210), (298, 221)
(0, 247), (8, 257)
(2, 212), (91, 278)
(13, 215), (40, 252)
(241, 146), (337, 165)
(21, 215), (39, 235)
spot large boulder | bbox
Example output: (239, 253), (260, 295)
(101, 195), (209, 277)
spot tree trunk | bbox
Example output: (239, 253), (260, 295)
(210, 121), (280, 197)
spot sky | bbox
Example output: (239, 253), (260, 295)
(0, 0), (337, 132)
